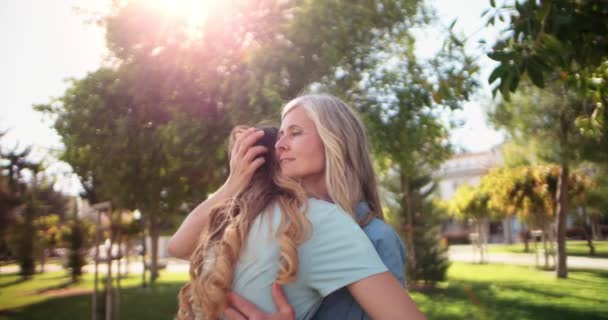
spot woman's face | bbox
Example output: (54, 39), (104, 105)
(275, 106), (326, 189)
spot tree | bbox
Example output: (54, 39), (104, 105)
(488, 80), (602, 276)
(41, 0), (432, 282)
(449, 184), (497, 263)
(61, 215), (94, 282)
(486, 0), (608, 121)
(322, 17), (478, 273)
(34, 214), (62, 273)
(486, 0), (608, 277)
(382, 171), (450, 285)
(483, 165), (590, 268)
(8, 195), (38, 277)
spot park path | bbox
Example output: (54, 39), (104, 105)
(448, 244), (608, 270)
(2, 248), (608, 274)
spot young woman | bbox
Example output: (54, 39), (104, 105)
(170, 94), (424, 320)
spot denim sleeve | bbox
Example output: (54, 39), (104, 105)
(365, 219), (407, 286)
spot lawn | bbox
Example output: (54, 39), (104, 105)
(488, 240), (608, 258)
(412, 263), (608, 320)
(1, 263), (607, 320)
(0, 271), (188, 320)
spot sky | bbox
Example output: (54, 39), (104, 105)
(0, 0), (505, 194)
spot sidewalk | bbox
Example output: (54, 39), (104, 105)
(3, 250), (608, 274)
(449, 244), (608, 270)
(0, 257), (190, 275)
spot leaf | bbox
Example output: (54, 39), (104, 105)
(526, 61), (545, 88)
(488, 50), (513, 61)
(488, 65), (505, 84)
(450, 34), (464, 47)
(449, 18), (457, 31)
(537, 1), (551, 21)
(490, 0), (496, 8)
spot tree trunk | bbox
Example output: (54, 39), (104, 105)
(400, 174), (416, 274)
(555, 164), (569, 278)
(581, 206), (595, 256)
(105, 211), (113, 320)
(542, 228), (549, 269)
(39, 248), (46, 273)
(114, 221), (122, 320)
(141, 216), (148, 289)
(149, 214), (160, 282)
(478, 219), (485, 263)
(503, 216), (513, 244)
(522, 226), (530, 253)
(590, 214), (600, 240)
(92, 210), (101, 320)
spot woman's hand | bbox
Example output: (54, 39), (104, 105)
(222, 127), (268, 196)
(224, 283), (295, 320)
(167, 127), (267, 260)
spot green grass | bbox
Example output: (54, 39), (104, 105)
(412, 263), (608, 320)
(1, 263), (607, 320)
(488, 240), (608, 258)
(0, 270), (188, 320)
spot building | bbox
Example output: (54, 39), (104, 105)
(435, 144), (521, 244)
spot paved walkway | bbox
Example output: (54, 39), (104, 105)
(2, 248), (608, 274)
(0, 258), (190, 275)
(449, 244), (608, 270)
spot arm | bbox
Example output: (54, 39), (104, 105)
(167, 128), (267, 260)
(347, 272), (425, 320)
(167, 183), (235, 259)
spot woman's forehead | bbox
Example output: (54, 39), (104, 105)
(280, 107), (314, 129)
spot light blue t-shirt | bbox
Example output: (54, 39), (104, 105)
(231, 198), (388, 320)
(312, 202), (407, 320)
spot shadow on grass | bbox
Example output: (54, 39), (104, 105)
(415, 280), (608, 320)
(5, 269), (608, 320)
(0, 277), (28, 288)
(3, 282), (184, 320)
(34, 280), (76, 294)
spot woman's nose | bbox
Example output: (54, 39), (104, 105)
(275, 135), (286, 151)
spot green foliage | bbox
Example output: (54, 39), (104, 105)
(8, 196), (38, 277)
(481, 165), (590, 228)
(39, 0), (432, 281)
(486, 0), (608, 134)
(60, 217), (94, 281)
(34, 214), (63, 261)
(488, 81), (608, 167)
(384, 173), (450, 285)
(449, 185), (496, 221)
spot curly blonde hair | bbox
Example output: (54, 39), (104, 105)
(177, 126), (310, 320)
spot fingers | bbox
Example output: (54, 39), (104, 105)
(243, 145), (268, 163)
(224, 307), (247, 320)
(234, 128), (265, 159)
(272, 283), (295, 320)
(228, 292), (262, 318)
(248, 157), (266, 175)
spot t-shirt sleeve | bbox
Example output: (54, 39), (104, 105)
(299, 203), (388, 297)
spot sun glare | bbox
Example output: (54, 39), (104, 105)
(147, 0), (210, 36)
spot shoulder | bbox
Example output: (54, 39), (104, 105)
(363, 218), (402, 244)
(300, 199), (371, 251)
(305, 198), (357, 227)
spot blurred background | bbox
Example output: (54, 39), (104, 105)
(1, 0), (607, 319)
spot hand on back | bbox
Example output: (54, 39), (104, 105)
(224, 283), (295, 320)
